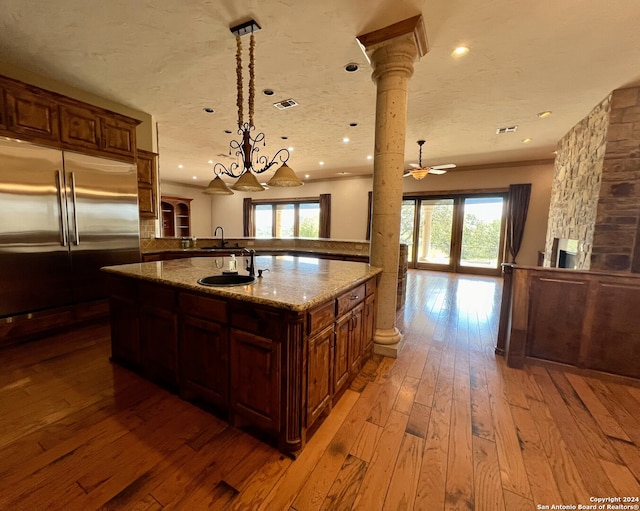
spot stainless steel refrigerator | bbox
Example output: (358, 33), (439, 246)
(0, 137), (140, 319)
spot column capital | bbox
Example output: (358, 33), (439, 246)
(357, 15), (428, 83)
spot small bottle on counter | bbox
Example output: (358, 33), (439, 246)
(228, 254), (237, 272)
(190, 237), (197, 248)
(181, 237), (189, 249)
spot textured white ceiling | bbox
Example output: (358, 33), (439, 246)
(1, 0), (640, 185)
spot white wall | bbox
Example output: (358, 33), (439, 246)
(162, 161), (554, 266)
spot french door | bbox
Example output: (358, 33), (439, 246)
(400, 193), (507, 275)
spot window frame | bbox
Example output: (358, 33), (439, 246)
(251, 197), (321, 238)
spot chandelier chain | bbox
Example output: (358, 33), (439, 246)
(249, 32), (255, 128)
(235, 35), (243, 128)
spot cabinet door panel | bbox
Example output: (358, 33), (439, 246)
(307, 324), (333, 426)
(60, 104), (100, 150)
(110, 295), (140, 367)
(334, 314), (350, 397)
(100, 116), (136, 158)
(349, 302), (364, 375)
(230, 328), (281, 432)
(180, 316), (228, 408)
(364, 294), (375, 353)
(6, 87), (59, 141)
(141, 306), (178, 387)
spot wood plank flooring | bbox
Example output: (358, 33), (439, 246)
(1, 269), (639, 510)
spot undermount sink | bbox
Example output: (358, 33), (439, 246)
(198, 274), (256, 287)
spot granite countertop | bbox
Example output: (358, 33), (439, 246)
(103, 255), (381, 312)
(142, 247), (368, 258)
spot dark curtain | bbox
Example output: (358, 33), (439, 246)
(366, 191), (372, 241)
(506, 183), (531, 263)
(242, 198), (253, 237)
(319, 194), (331, 238)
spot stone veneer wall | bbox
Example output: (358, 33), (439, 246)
(544, 95), (610, 268)
(591, 87), (640, 272)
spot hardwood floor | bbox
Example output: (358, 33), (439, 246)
(1, 269), (639, 510)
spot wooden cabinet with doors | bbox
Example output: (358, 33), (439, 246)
(306, 300), (336, 427)
(108, 275), (140, 369)
(161, 196), (192, 237)
(0, 74), (139, 162)
(178, 293), (228, 410)
(137, 149), (158, 219)
(4, 85), (60, 142)
(139, 282), (178, 388)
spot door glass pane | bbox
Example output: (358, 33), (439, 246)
(275, 204), (295, 238)
(254, 204), (273, 238)
(460, 197), (504, 269)
(298, 203), (320, 238)
(400, 200), (416, 263)
(417, 199), (454, 265)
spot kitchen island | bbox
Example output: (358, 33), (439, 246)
(103, 255), (381, 456)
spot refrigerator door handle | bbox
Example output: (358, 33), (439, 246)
(55, 170), (68, 247)
(70, 171), (80, 245)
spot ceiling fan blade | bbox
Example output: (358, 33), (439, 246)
(403, 171), (411, 177)
(409, 163), (420, 169)
(428, 168), (448, 175)
(431, 163), (456, 170)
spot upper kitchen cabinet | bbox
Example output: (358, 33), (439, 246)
(137, 149), (158, 219)
(0, 74), (140, 162)
(4, 85), (60, 142)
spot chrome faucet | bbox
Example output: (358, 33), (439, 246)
(214, 226), (227, 248)
(242, 248), (256, 277)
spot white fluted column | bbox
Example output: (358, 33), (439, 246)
(358, 17), (427, 357)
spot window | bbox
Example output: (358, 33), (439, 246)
(253, 200), (321, 238)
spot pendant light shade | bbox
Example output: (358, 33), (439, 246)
(409, 168), (429, 180)
(203, 175), (234, 195)
(267, 163), (304, 187)
(231, 170), (265, 192)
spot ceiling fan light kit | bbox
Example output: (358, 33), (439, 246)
(405, 139), (456, 179)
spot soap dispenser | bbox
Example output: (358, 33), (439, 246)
(228, 254), (237, 272)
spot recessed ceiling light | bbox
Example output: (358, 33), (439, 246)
(319, 161), (325, 166)
(367, 155), (373, 160)
(224, 130), (232, 134)
(537, 110), (552, 118)
(349, 122), (358, 127)
(192, 176), (197, 180)
(522, 138), (533, 144)
(262, 89), (275, 96)
(305, 174), (310, 179)
(452, 46), (469, 57)
(178, 164), (184, 169)
(207, 160), (214, 164)
(342, 137), (350, 143)
(345, 63), (359, 73)
(288, 146), (294, 152)
(203, 107), (215, 114)
(281, 136), (288, 140)
(338, 171), (350, 175)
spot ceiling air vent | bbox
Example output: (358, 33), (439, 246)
(496, 126), (518, 134)
(274, 99), (298, 110)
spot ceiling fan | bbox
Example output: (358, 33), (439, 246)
(404, 140), (456, 179)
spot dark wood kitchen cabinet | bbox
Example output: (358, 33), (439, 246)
(107, 272), (377, 456)
(178, 293), (228, 410)
(0, 74), (139, 162)
(139, 283), (178, 388)
(4, 85), (60, 142)
(137, 149), (158, 219)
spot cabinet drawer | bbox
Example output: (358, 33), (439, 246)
(139, 282), (176, 309)
(179, 293), (227, 324)
(365, 277), (376, 297)
(337, 284), (365, 317)
(230, 303), (282, 338)
(308, 300), (335, 336)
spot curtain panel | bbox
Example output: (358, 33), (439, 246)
(506, 183), (531, 263)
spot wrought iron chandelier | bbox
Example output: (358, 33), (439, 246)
(204, 19), (303, 195)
